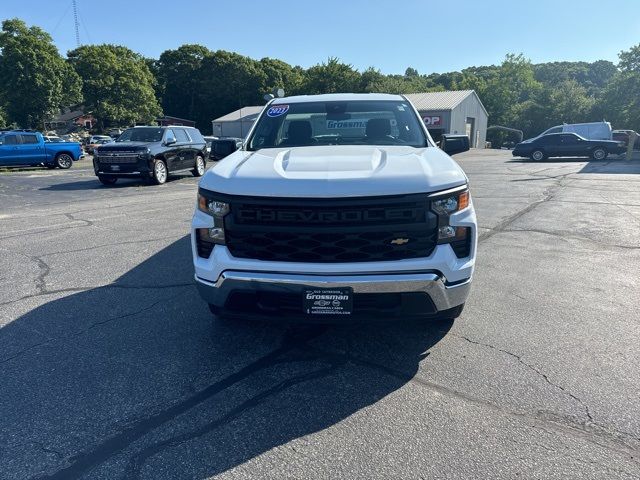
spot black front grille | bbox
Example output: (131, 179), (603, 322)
(219, 193), (438, 263)
(98, 155), (138, 164)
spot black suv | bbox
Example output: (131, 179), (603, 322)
(93, 126), (207, 185)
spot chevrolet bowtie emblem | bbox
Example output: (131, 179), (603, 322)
(390, 238), (409, 245)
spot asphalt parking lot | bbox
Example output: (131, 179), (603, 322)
(1, 150), (639, 480)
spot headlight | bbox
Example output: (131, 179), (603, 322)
(198, 194), (230, 217)
(431, 190), (470, 216)
(431, 188), (472, 252)
(196, 193), (229, 246)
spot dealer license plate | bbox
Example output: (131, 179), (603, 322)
(303, 288), (353, 315)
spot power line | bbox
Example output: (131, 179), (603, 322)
(72, 0), (80, 47)
(75, 1), (92, 45)
(50, 1), (73, 37)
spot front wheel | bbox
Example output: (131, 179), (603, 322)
(55, 153), (73, 169)
(192, 155), (206, 177)
(98, 176), (117, 186)
(591, 147), (607, 160)
(152, 159), (168, 185)
(530, 149), (547, 161)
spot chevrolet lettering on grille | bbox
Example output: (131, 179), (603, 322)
(237, 208), (420, 223)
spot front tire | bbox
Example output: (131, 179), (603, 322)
(55, 153), (73, 169)
(98, 176), (117, 186)
(530, 149), (547, 161)
(192, 155), (206, 177)
(591, 147), (607, 160)
(152, 159), (168, 185)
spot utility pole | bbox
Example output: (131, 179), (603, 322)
(72, 0), (81, 47)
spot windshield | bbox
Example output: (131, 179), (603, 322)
(247, 100), (428, 150)
(116, 128), (163, 143)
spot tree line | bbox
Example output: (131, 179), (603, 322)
(2, 18), (640, 144)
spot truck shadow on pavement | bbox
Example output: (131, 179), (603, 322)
(0, 236), (452, 479)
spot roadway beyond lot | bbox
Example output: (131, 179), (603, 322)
(1, 151), (639, 480)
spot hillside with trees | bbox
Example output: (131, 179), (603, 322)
(1, 18), (640, 144)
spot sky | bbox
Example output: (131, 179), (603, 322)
(2, 0), (639, 74)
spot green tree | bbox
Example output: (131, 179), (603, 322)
(549, 80), (594, 124)
(156, 44), (212, 122)
(404, 67), (419, 78)
(593, 44), (640, 131)
(301, 57), (361, 94)
(479, 54), (542, 128)
(196, 50), (266, 129)
(259, 57), (305, 96)
(68, 44), (161, 129)
(0, 18), (82, 128)
(618, 44), (640, 72)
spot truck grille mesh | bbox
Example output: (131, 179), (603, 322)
(220, 193), (438, 263)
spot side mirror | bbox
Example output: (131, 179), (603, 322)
(165, 137), (176, 145)
(441, 134), (470, 156)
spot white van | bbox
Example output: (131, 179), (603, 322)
(539, 121), (612, 140)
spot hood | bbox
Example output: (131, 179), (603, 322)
(200, 145), (467, 198)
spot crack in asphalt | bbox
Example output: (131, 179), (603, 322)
(322, 347), (640, 463)
(33, 327), (329, 480)
(63, 212), (94, 227)
(0, 222), (91, 240)
(451, 333), (596, 424)
(478, 191), (555, 244)
(3, 441), (65, 461)
(503, 228), (640, 251)
(40, 236), (181, 257)
(478, 173), (573, 244)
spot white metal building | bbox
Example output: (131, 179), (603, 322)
(211, 106), (263, 138)
(405, 90), (488, 148)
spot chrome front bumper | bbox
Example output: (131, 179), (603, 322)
(195, 271), (471, 314)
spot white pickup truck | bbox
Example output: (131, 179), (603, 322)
(191, 93), (476, 322)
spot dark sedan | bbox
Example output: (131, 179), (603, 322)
(512, 133), (626, 161)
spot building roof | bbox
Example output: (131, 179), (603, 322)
(404, 90), (488, 116)
(213, 106), (264, 123)
(51, 108), (91, 122)
(157, 115), (195, 123)
(272, 93), (404, 104)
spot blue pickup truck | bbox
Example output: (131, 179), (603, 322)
(0, 131), (83, 169)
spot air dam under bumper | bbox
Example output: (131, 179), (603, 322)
(195, 271), (471, 320)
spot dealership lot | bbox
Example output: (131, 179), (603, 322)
(1, 150), (639, 479)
